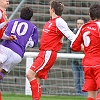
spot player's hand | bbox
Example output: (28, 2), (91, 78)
(7, 35), (17, 40)
(81, 44), (84, 52)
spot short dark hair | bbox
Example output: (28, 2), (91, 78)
(89, 4), (100, 20)
(50, 0), (64, 16)
(77, 17), (86, 23)
(20, 7), (33, 20)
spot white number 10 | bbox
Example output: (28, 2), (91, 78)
(11, 21), (28, 36)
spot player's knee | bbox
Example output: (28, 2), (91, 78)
(26, 70), (36, 81)
(26, 73), (30, 79)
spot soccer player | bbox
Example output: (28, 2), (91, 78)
(26, 0), (75, 100)
(0, 6), (38, 83)
(71, 3), (100, 100)
(0, 0), (16, 100)
(0, 0), (9, 39)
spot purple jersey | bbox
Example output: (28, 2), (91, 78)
(2, 18), (38, 58)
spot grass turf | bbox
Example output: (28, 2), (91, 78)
(2, 94), (86, 100)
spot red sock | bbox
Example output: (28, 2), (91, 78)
(96, 93), (100, 100)
(87, 97), (94, 100)
(0, 91), (2, 100)
(30, 79), (40, 100)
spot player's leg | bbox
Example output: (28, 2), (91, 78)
(82, 66), (98, 100)
(87, 91), (97, 100)
(0, 47), (22, 80)
(0, 54), (7, 80)
(36, 77), (42, 97)
(0, 68), (7, 80)
(96, 92), (100, 100)
(0, 63), (5, 99)
(87, 97), (95, 100)
(26, 51), (45, 100)
(92, 65), (100, 100)
(26, 69), (39, 100)
(26, 50), (57, 100)
(0, 46), (22, 100)
(0, 48), (8, 100)
(0, 69), (7, 100)
(26, 52), (42, 100)
(0, 45), (12, 80)
(95, 66), (100, 100)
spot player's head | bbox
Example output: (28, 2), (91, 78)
(20, 7), (33, 20)
(0, 0), (9, 10)
(89, 4), (100, 20)
(49, 0), (64, 16)
(76, 17), (86, 29)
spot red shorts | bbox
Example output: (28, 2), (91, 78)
(82, 65), (100, 92)
(30, 50), (57, 79)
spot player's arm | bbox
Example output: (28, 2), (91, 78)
(2, 11), (8, 24)
(56, 18), (75, 41)
(56, 18), (84, 52)
(26, 26), (38, 48)
(1, 33), (17, 40)
(71, 28), (84, 52)
(0, 11), (7, 29)
(0, 11), (8, 39)
(80, 44), (84, 52)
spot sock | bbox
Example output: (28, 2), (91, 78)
(0, 91), (2, 100)
(96, 93), (100, 100)
(30, 79), (40, 100)
(87, 97), (94, 100)
(39, 85), (42, 97)
(0, 72), (4, 80)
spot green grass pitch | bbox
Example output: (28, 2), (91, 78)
(2, 94), (86, 100)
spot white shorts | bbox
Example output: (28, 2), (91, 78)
(0, 45), (22, 72)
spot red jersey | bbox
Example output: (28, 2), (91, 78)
(40, 16), (75, 52)
(0, 9), (7, 39)
(71, 20), (100, 66)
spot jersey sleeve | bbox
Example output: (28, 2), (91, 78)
(71, 27), (83, 51)
(0, 11), (6, 29)
(56, 18), (75, 41)
(25, 36), (34, 48)
(1, 33), (9, 39)
(0, 22), (6, 29)
(0, 10), (7, 39)
(26, 26), (38, 48)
